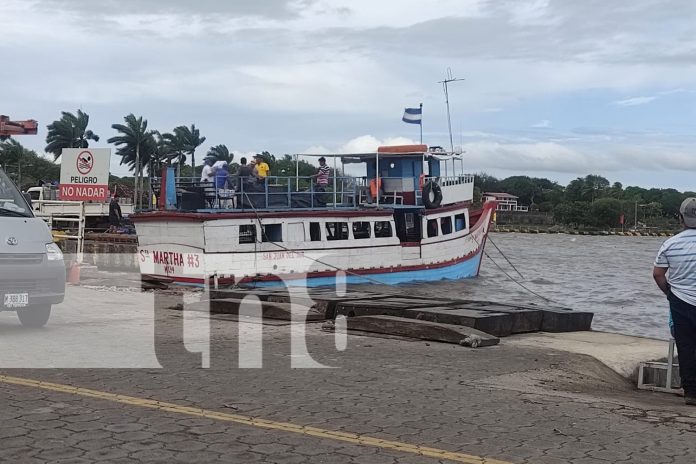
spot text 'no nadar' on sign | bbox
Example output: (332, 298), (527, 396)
(59, 148), (111, 201)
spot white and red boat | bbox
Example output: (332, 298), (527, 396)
(132, 145), (496, 287)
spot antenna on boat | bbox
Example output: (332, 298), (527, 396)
(438, 68), (464, 154)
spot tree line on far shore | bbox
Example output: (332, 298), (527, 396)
(0, 109), (691, 228)
(474, 174), (696, 229)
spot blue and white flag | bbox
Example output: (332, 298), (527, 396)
(402, 107), (422, 125)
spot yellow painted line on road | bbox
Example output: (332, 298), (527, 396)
(0, 374), (511, 464)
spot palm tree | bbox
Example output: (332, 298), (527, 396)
(108, 114), (155, 209)
(206, 144), (234, 163)
(174, 124), (206, 173)
(159, 131), (187, 177)
(45, 110), (100, 160)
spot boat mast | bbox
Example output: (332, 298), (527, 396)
(438, 68), (464, 154)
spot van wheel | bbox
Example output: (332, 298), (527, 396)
(17, 305), (52, 328)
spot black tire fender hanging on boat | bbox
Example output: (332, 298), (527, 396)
(422, 180), (443, 209)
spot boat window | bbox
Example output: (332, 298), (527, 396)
(352, 222), (371, 239)
(441, 217), (453, 235)
(374, 221), (392, 238)
(288, 223), (304, 241)
(262, 224), (283, 242)
(427, 219), (438, 237)
(455, 213), (467, 231)
(309, 222), (322, 241)
(326, 222), (349, 240)
(239, 225), (257, 244)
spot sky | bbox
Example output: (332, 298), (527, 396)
(2, 0), (696, 190)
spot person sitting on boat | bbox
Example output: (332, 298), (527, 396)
(200, 157), (215, 183)
(312, 156), (330, 192)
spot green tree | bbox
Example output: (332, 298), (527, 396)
(581, 175), (610, 202)
(498, 176), (540, 206)
(564, 177), (585, 202)
(0, 139), (60, 189)
(659, 189), (684, 218)
(108, 114), (157, 209)
(474, 173), (500, 194)
(589, 197), (622, 227)
(45, 110), (100, 160)
(175, 124), (206, 172)
(159, 131), (187, 177)
(206, 144), (234, 164)
(554, 201), (590, 226)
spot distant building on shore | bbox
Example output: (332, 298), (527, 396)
(483, 192), (529, 212)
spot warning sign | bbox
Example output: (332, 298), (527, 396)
(59, 148), (111, 201)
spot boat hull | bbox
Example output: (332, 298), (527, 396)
(134, 201), (495, 288)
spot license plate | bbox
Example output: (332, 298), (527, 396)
(3, 293), (28, 308)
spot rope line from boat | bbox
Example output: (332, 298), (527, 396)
(486, 235), (525, 280)
(482, 249), (561, 305)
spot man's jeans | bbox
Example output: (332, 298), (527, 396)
(669, 291), (696, 394)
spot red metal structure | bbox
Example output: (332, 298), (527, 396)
(0, 115), (38, 136)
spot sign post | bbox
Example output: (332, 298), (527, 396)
(59, 149), (111, 201)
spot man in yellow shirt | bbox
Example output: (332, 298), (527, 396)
(253, 154), (270, 178)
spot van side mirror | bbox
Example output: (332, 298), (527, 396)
(23, 192), (32, 206)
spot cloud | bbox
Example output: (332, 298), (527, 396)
(36, 0), (311, 18)
(612, 96), (657, 107)
(531, 119), (551, 128)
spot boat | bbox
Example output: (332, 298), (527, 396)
(131, 144), (497, 287)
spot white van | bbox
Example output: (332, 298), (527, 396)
(0, 167), (65, 327)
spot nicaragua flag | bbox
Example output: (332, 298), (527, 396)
(402, 107), (422, 125)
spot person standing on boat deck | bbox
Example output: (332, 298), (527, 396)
(107, 195), (122, 233)
(235, 157), (255, 192)
(653, 197), (696, 406)
(253, 154), (270, 180)
(200, 157), (215, 183)
(312, 157), (330, 192)
(215, 162), (229, 190)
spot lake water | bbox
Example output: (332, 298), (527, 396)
(395, 233), (672, 340)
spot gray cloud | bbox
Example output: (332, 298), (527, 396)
(37, 0), (313, 18)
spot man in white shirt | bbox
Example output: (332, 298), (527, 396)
(200, 158), (215, 183)
(654, 197), (696, 405)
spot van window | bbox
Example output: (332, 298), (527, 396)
(441, 217), (452, 235)
(427, 219), (438, 237)
(352, 222), (371, 239)
(374, 221), (392, 238)
(262, 224), (283, 242)
(309, 222), (322, 241)
(0, 168), (32, 217)
(239, 225), (257, 244)
(455, 213), (467, 231)
(326, 222), (349, 240)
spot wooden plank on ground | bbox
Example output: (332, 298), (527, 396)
(347, 315), (499, 347)
(189, 298), (324, 321)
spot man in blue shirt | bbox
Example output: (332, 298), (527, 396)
(654, 198), (696, 405)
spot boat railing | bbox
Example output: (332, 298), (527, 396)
(147, 172), (474, 211)
(149, 175), (415, 211)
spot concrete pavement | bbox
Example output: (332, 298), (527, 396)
(0, 285), (694, 463)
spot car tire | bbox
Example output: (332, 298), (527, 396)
(17, 305), (52, 328)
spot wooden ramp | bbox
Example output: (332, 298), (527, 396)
(169, 287), (596, 348)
